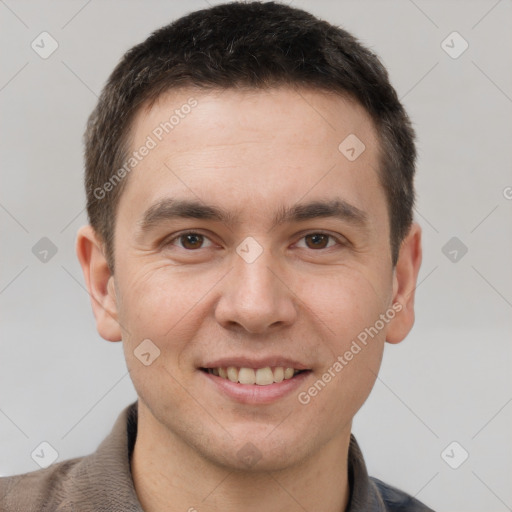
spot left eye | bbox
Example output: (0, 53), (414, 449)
(296, 233), (339, 250)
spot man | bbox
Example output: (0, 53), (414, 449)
(0, 1), (430, 510)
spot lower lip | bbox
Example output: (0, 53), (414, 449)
(200, 370), (311, 405)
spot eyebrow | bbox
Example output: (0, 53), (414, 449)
(137, 197), (369, 234)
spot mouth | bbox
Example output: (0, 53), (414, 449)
(200, 366), (310, 386)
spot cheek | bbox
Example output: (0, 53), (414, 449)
(116, 264), (215, 409)
(297, 264), (391, 342)
(295, 268), (389, 416)
(115, 262), (218, 352)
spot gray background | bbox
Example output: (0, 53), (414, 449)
(1, 1), (511, 510)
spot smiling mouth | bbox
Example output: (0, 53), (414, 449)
(200, 366), (310, 386)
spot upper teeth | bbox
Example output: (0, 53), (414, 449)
(207, 366), (299, 385)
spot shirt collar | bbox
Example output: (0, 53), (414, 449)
(66, 400), (386, 511)
(64, 400), (144, 511)
(346, 433), (388, 511)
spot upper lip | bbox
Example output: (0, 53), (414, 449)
(200, 357), (310, 370)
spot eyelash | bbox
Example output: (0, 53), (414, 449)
(164, 231), (346, 251)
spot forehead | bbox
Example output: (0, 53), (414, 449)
(118, 86), (385, 229)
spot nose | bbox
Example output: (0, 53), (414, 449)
(214, 244), (298, 334)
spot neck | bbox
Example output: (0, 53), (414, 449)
(131, 404), (351, 512)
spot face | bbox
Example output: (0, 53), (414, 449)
(79, 86), (420, 472)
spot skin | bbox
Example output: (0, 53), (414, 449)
(76, 86), (422, 512)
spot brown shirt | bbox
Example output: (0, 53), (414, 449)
(0, 401), (434, 511)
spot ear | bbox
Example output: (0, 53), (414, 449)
(75, 225), (122, 342)
(386, 222), (422, 344)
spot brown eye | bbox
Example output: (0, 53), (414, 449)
(171, 232), (212, 250)
(180, 233), (203, 249)
(304, 233), (331, 249)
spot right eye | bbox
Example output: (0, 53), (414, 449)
(166, 231), (214, 250)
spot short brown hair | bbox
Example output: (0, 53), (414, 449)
(84, 1), (416, 272)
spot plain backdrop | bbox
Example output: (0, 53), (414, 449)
(1, 1), (511, 511)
